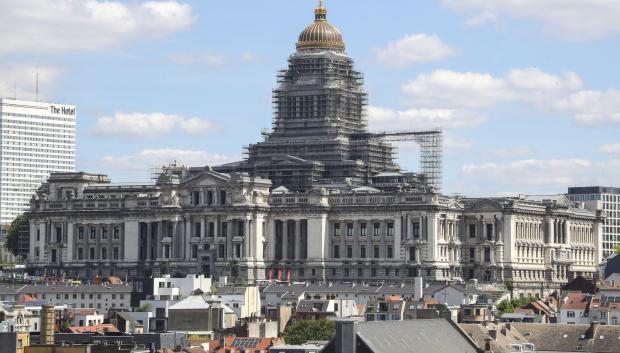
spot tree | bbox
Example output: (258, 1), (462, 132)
(5, 215), (25, 257)
(137, 303), (152, 312)
(283, 320), (336, 345)
(615, 244), (620, 254)
(497, 296), (535, 315)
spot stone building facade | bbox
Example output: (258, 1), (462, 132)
(26, 169), (603, 295)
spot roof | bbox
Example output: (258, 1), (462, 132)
(0, 283), (133, 295)
(460, 323), (532, 353)
(170, 294), (212, 310)
(296, 300), (332, 313)
(68, 323), (119, 333)
(512, 323), (620, 353)
(216, 337), (275, 353)
(354, 319), (479, 353)
(217, 286), (252, 296)
(561, 292), (591, 310)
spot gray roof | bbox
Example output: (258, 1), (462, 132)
(512, 323), (620, 353)
(0, 283), (133, 295)
(355, 320), (480, 353)
(217, 286), (250, 295)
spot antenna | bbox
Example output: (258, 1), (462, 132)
(35, 71), (39, 102)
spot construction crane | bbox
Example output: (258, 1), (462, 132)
(350, 129), (443, 191)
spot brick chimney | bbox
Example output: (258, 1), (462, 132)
(40, 304), (55, 345)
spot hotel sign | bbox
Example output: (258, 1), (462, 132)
(50, 105), (76, 116)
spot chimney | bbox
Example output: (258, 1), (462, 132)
(484, 337), (492, 353)
(335, 320), (357, 353)
(588, 321), (599, 339)
(40, 304), (55, 345)
(413, 277), (423, 301)
(488, 329), (497, 340)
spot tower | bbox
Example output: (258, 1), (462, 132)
(217, 1), (398, 191)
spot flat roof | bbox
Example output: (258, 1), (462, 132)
(568, 186), (620, 195)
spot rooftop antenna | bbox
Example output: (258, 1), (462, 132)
(35, 71), (39, 102)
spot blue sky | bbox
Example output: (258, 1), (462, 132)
(2, 0), (620, 196)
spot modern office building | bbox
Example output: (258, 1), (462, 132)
(567, 187), (620, 257)
(0, 98), (76, 225)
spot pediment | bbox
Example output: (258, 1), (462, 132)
(467, 198), (504, 211)
(181, 171), (230, 188)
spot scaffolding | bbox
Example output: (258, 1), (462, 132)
(350, 129), (443, 191)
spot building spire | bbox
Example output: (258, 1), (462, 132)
(315, 0), (327, 21)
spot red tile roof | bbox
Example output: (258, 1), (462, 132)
(68, 323), (119, 333)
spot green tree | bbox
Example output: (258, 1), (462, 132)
(497, 296), (535, 314)
(615, 244), (620, 254)
(137, 303), (152, 312)
(283, 320), (336, 345)
(5, 215), (25, 257)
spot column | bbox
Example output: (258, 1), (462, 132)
(201, 217), (206, 239)
(146, 223), (152, 260)
(226, 220), (234, 258)
(282, 221), (288, 260)
(184, 218), (191, 260)
(244, 220), (251, 259)
(295, 220), (302, 260)
(66, 222), (74, 261)
(171, 221), (178, 259)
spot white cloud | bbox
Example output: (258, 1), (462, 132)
(443, 0), (620, 40)
(241, 52), (259, 63)
(461, 159), (620, 192)
(0, 0), (195, 54)
(465, 11), (497, 27)
(367, 105), (486, 130)
(402, 68), (582, 108)
(0, 63), (61, 101)
(444, 133), (476, 151)
(375, 34), (457, 68)
(493, 147), (535, 159)
(599, 143), (620, 154)
(555, 90), (620, 126)
(92, 112), (219, 138)
(201, 53), (226, 66)
(101, 149), (240, 172)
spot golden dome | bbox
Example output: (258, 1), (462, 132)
(296, 1), (345, 51)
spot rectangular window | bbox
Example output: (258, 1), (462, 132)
(218, 244), (225, 259)
(221, 222), (228, 237)
(333, 223), (341, 236)
(387, 222), (394, 236)
(469, 224), (476, 238)
(387, 245), (393, 259)
(101, 247), (107, 260)
(208, 222), (215, 237)
(90, 227), (96, 240)
(360, 223), (367, 236)
(101, 227), (107, 239)
(334, 245), (340, 259)
(78, 248), (83, 260)
(78, 227), (84, 240)
(484, 247), (491, 262)
(412, 221), (420, 238)
(371, 268), (377, 277)
(206, 190), (213, 205)
(470, 248), (475, 261)
(113, 227), (120, 239)
(113, 247), (119, 260)
(220, 190), (227, 205)
(195, 222), (201, 237)
(409, 247), (416, 261)
(56, 227), (62, 242)
(567, 311), (575, 318)
(193, 191), (200, 205)
(374, 223), (381, 236)
(486, 223), (493, 241)
(347, 223), (354, 236)
(90, 247), (95, 260)
(360, 246), (366, 258)
(347, 245), (353, 258)
(374, 245), (380, 258)
(192, 245), (198, 259)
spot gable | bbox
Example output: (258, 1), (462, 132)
(181, 171), (230, 188)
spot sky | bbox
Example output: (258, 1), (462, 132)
(2, 0), (620, 196)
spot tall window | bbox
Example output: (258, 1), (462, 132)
(220, 190), (227, 205)
(360, 223), (367, 236)
(373, 223), (381, 236)
(78, 248), (83, 260)
(412, 221), (420, 238)
(387, 245), (393, 258)
(387, 222), (394, 236)
(90, 227), (96, 240)
(78, 227), (84, 240)
(486, 224), (493, 241)
(89, 247), (95, 260)
(101, 247), (107, 260)
(113, 227), (120, 239)
(333, 223), (341, 236)
(101, 228), (107, 240)
(193, 191), (200, 205)
(334, 245), (340, 259)
(206, 190), (213, 205)
(469, 224), (476, 238)
(484, 247), (491, 262)
(374, 245), (380, 258)
(347, 223), (354, 236)
(347, 245), (353, 258)
(113, 247), (119, 260)
(360, 246), (366, 258)
(195, 222), (201, 237)
(409, 247), (416, 261)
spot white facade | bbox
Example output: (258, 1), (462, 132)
(0, 98), (75, 225)
(567, 187), (620, 258)
(153, 274), (212, 299)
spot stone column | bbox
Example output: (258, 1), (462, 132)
(66, 222), (74, 261)
(184, 218), (191, 260)
(172, 221), (178, 259)
(282, 221), (289, 260)
(226, 220), (234, 258)
(146, 222), (152, 260)
(243, 219), (251, 259)
(295, 220), (302, 260)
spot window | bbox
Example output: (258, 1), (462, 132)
(371, 268), (377, 277)
(484, 247), (491, 262)
(218, 244), (225, 259)
(113, 247), (119, 260)
(78, 248), (83, 260)
(334, 245), (340, 259)
(360, 246), (366, 258)
(206, 190), (213, 205)
(195, 222), (201, 237)
(374, 223), (381, 236)
(469, 248), (475, 261)
(193, 191), (200, 205)
(192, 245), (198, 259)
(90, 227), (96, 240)
(101, 227), (107, 239)
(387, 245), (393, 258)
(374, 245), (380, 258)
(360, 223), (367, 236)
(469, 224), (476, 238)
(387, 222), (394, 236)
(409, 247), (416, 261)
(567, 311), (575, 318)
(412, 221), (420, 238)
(220, 190), (227, 205)
(358, 268), (363, 277)
(101, 247), (107, 260)
(486, 224), (493, 241)
(333, 223), (341, 236)
(208, 222), (215, 237)
(89, 247), (95, 260)
(56, 227), (62, 242)
(113, 227), (120, 239)
(344, 268), (350, 277)
(347, 245), (353, 258)
(78, 227), (84, 240)
(347, 223), (354, 236)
